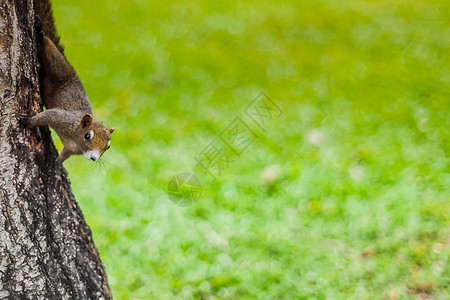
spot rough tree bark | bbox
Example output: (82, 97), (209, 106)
(0, 1), (112, 299)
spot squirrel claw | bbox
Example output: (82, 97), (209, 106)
(18, 114), (30, 125)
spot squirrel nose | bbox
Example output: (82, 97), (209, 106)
(84, 150), (100, 162)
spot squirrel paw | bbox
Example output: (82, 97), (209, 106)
(18, 114), (30, 125)
(55, 156), (63, 165)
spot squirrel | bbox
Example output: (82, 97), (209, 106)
(21, 0), (114, 164)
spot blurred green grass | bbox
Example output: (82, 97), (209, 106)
(52, 0), (449, 298)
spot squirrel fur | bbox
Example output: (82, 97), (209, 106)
(25, 0), (114, 163)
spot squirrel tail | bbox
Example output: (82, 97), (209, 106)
(33, 0), (64, 53)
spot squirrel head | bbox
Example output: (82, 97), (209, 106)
(78, 114), (114, 162)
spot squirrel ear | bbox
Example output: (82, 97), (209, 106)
(110, 128), (115, 133)
(81, 114), (93, 128)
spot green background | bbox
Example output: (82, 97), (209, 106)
(52, 0), (449, 298)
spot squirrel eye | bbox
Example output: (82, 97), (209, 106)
(84, 130), (94, 141)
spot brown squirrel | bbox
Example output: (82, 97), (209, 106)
(22, 0), (114, 163)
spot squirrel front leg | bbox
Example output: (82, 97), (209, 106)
(25, 109), (81, 163)
(56, 147), (75, 163)
(27, 108), (80, 140)
(27, 108), (71, 128)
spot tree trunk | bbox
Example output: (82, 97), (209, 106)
(0, 1), (112, 299)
